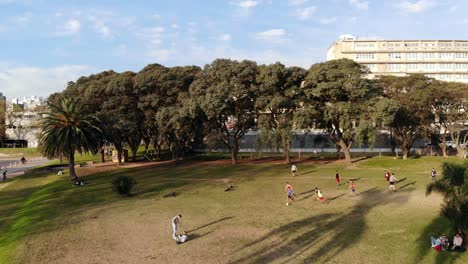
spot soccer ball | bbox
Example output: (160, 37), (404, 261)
(286, 203), (289, 206)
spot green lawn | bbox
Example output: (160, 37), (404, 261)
(0, 156), (466, 263)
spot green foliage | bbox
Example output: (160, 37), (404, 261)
(426, 161), (468, 235)
(112, 176), (137, 196)
(300, 59), (380, 163)
(190, 59), (259, 164)
(38, 98), (101, 179)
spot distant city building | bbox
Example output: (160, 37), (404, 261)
(10, 95), (46, 111)
(327, 35), (468, 82)
(5, 110), (42, 147)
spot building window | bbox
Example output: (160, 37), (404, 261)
(439, 42), (452, 48)
(355, 53), (375, 60)
(455, 63), (468, 69)
(387, 64), (401, 72)
(388, 53), (402, 59)
(439, 63), (453, 70)
(455, 74), (468, 79)
(405, 53), (419, 60)
(455, 43), (468, 48)
(455, 53), (468, 59)
(404, 43), (419, 48)
(362, 64), (375, 71)
(422, 53), (436, 59)
(355, 43), (375, 49)
(422, 63), (436, 70)
(406, 64), (419, 71)
(440, 53), (453, 59)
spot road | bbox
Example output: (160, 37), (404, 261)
(0, 157), (49, 178)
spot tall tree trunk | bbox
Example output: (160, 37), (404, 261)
(117, 148), (123, 166)
(401, 145), (410, 160)
(100, 148), (105, 163)
(438, 143), (448, 157)
(284, 138), (290, 163)
(338, 140), (352, 164)
(69, 151), (78, 182)
(231, 141), (239, 165)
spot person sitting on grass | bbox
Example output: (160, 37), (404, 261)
(175, 231), (189, 245)
(452, 233), (465, 252)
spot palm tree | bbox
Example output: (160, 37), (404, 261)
(426, 162), (468, 239)
(39, 98), (101, 181)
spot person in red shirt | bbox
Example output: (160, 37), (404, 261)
(384, 170), (391, 182)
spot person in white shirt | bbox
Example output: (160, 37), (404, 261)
(388, 173), (399, 192)
(291, 164), (297, 177)
(452, 233), (464, 251)
(176, 231), (189, 244)
(431, 168), (436, 182)
(171, 215), (182, 241)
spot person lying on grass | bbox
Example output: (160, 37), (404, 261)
(175, 231), (189, 244)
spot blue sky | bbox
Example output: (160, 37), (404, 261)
(0, 0), (467, 99)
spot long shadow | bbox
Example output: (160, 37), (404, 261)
(398, 177), (407, 183)
(326, 193), (346, 203)
(400, 181), (416, 190)
(230, 187), (411, 264)
(186, 231), (213, 243)
(297, 193), (315, 201)
(300, 170), (317, 176)
(186, 216), (235, 233)
(352, 156), (370, 163)
(299, 189), (316, 195)
(350, 177), (361, 182)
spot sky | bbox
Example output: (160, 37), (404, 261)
(0, 0), (467, 99)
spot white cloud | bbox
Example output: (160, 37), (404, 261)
(448, 5), (457, 13)
(350, 0), (369, 10)
(219, 33), (231, 41)
(297, 6), (317, 20)
(255, 29), (287, 43)
(397, 0), (435, 13)
(320, 17), (337, 24)
(288, 0), (309, 6)
(237, 0), (259, 9)
(94, 21), (112, 39)
(57, 19), (81, 35)
(0, 65), (91, 99)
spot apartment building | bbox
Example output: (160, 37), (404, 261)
(327, 35), (468, 82)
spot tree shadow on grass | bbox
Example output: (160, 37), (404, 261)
(413, 215), (465, 264)
(299, 189), (316, 195)
(230, 187), (411, 264)
(326, 193), (346, 203)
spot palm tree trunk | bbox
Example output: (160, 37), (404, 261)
(69, 152), (78, 182)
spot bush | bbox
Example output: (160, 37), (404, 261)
(112, 176), (137, 196)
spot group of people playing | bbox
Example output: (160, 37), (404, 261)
(431, 233), (465, 252)
(285, 166), (356, 205)
(384, 170), (399, 192)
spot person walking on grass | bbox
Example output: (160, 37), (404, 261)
(335, 171), (341, 186)
(2, 170), (7, 181)
(285, 182), (295, 205)
(389, 173), (399, 192)
(171, 214), (182, 242)
(349, 180), (356, 193)
(431, 168), (437, 182)
(291, 163), (297, 177)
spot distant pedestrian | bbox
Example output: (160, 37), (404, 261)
(335, 171), (341, 186)
(285, 182), (295, 205)
(389, 173), (399, 192)
(20, 156), (26, 165)
(349, 180), (356, 193)
(431, 168), (436, 182)
(291, 164), (297, 177)
(2, 170), (7, 181)
(171, 215), (182, 241)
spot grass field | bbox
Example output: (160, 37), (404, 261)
(0, 156), (466, 263)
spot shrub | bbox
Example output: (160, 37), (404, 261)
(112, 176), (136, 196)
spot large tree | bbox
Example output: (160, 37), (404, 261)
(376, 75), (436, 159)
(256, 63), (307, 163)
(431, 82), (468, 158)
(190, 59), (259, 164)
(426, 162), (468, 238)
(300, 59), (379, 164)
(39, 98), (101, 181)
